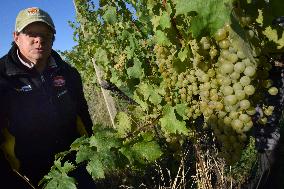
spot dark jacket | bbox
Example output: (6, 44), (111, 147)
(0, 45), (93, 187)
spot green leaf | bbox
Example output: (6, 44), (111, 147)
(155, 30), (171, 46)
(132, 140), (163, 163)
(115, 112), (132, 137)
(159, 12), (171, 30)
(43, 173), (77, 189)
(70, 136), (89, 150)
(160, 105), (189, 135)
(175, 103), (188, 120)
(102, 6), (117, 24)
(133, 92), (149, 111)
(75, 146), (95, 164)
(127, 58), (144, 78)
(178, 47), (188, 62)
(94, 48), (109, 66)
(119, 146), (135, 164)
(41, 161), (77, 189)
(175, 0), (233, 37)
(136, 83), (162, 105)
(151, 15), (161, 31)
(86, 155), (105, 179)
(89, 129), (121, 152)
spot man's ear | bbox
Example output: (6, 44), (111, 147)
(13, 32), (20, 45)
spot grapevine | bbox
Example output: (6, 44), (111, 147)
(42, 0), (284, 188)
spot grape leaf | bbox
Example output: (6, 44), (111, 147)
(175, 103), (188, 120)
(89, 129), (121, 152)
(175, 0), (233, 38)
(159, 11), (171, 30)
(133, 92), (149, 111)
(75, 146), (95, 164)
(151, 15), (161, 31)
(160, 105), (189, 135)
(86, 155), (105, 179)
(137, 83), (162, 105)
(102, 6), (117, 24)
(115, 112), (132, 137)
(132, 141), (162, 163)
(178, 47), (189, 62)
(43, 172), (77, 189)
(94, 47), (109, 66)
(41, 161), (77, 189)
(127, 58), (144, 78)
(155, 30), (171, 46)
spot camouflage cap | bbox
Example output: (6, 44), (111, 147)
(15, 7), (56, 33)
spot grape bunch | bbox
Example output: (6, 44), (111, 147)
(154, 23), (279, 164)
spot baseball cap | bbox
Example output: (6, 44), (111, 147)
(15, 7), (56, 33)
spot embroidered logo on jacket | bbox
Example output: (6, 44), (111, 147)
(15, 85), (32, 92)
(53, 76), (65, 87)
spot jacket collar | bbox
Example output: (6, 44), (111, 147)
(5, 44), (62, 76)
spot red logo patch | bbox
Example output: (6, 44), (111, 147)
(27, 7), (39, 15)
(53, 76), (65, 87)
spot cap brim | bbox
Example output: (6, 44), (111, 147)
(17, 18), (56, 33)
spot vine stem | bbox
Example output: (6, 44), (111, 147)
(73, 0), (117, 128)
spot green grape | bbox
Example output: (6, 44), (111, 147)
(220, 62), (234, 74)
(222, 77), (232, 86)
(235, 90), (246, 100)
(231, 119), (243, 133)
(210, 94), (219, 101)
(242, 121), (253, 132)
(239, 99), (251, 110)
(179, 87), (187, 94)
(209, 48), (218, 58)
(210, 79), (218, 88)
(239, 113), (251, 123)
(233, 82), (243, 91)
(201, 74), (210, 82)
(218, 111), (227, 118)
(225, 104), (238, 112)
(224, 116), (232, 125)
(227, 53), (238, 63)
(180, 93), (187, 101)
(244, 66), (256, 77)
(219, 39), (230, 49)
(224, 95), (238, 106)
(242, 58), (252, 66)
(234, 62), (246, 73)
(268, 87), (278, 95)
(240, 76), (251, 86)
(215, 102), (224, 110)
(244, 85), (255, 96)
(221, 50), (230, 58)
(222, 86), (234, 96)
(246, 107), (256, 115)
(230, 72), (240, 80)
(237, 50), (246, 59)
(262, 79), (273, 88)
(207, 68), (215, 77)
(214, 28), (228, 41)
(229, 111), (239, 120)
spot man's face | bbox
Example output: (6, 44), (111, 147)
(14, 22), (54, 65)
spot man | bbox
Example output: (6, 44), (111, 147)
(0, 7), (93, 188)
